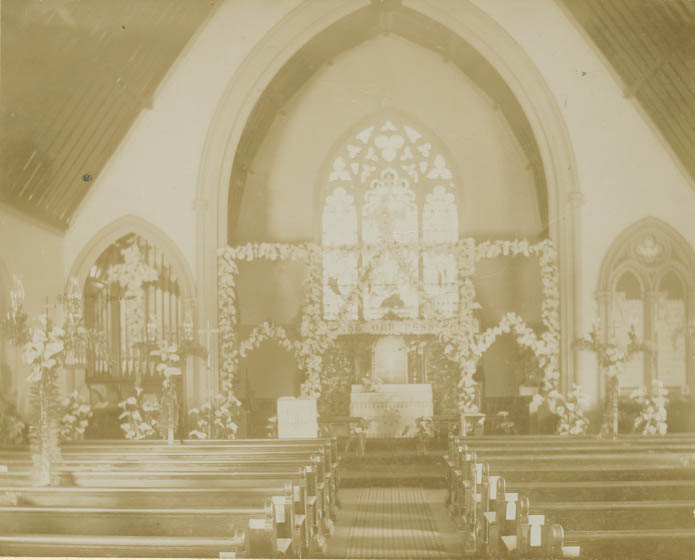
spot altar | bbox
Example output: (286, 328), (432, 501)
(350, 384), (433, 437)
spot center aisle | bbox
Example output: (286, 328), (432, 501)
(325, 487), (465, 559)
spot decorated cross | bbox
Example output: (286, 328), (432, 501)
(106, 243), (158, 344)
(107, 244), (158, 298)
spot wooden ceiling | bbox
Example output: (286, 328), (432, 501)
(561, 0), (695, 184)
(2, 0), (693, 230)
(0, 0), (216, 229)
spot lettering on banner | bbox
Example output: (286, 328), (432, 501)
(475, 463), (483, 484)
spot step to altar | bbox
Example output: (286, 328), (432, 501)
(338, 438), (448, 488)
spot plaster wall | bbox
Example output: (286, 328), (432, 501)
(60, 0), (695, 408)
(470, 0), (695, 402)
(0, 205), (65, 415)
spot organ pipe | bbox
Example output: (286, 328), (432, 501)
(84, 235), (185, 383)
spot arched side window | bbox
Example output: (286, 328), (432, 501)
(321, 117), (459, 321)
(598, 219), (695, 393)
(84, 233), (191, 382)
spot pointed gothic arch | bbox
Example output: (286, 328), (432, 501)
(597, 217), (695, 395)
(195, 0), (581, 389)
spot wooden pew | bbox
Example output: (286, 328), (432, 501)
(0, 534), (249, 558)
(1, 449), (337, 525)
(498, 493), (695, 559)
(507, 479), (695, 502)
(0, 469), (320, 546)
(1, 484), (310, 557)
(477, 472), (695, 558)
(0, 439), (342, 558)
(0, 503), (282, 557)
(450, 441), (695, 558)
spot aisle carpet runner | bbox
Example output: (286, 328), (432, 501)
(341, 487), (457, 559)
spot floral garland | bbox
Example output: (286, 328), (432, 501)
(217, 238), (561, 417)
(149, 341), (182, 440)
(575, 321), (647, 437)
(188, 393), (241, 440)
(59, 391), (92, 441)
(23, 314), (66, 484)
(117, 387), (160, 440)
(630, 380), (669, 435)
(541, 385), (590, 436)
(0, 398), (27, 445)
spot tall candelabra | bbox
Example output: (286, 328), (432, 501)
(3, 275), (29, 347)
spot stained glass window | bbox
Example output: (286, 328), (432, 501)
(656, 271), (686, 388)
(611, 271), (645, 389)
(600, 220), (695, 392)
(322, 118), (460, 321)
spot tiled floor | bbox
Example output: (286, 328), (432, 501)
(326, 487), (465, 559)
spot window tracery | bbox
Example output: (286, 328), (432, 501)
(322, 117), (459, 321)
(598, 219), (695, 392)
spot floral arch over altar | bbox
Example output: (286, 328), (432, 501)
(218, 119), (561, 414)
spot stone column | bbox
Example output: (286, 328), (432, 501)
(595, 290), (613, 402)
(686, 289), (695, 430)
(561, 190), (584, 393)
(644, 290), (661, 388)
(193, 197), (218, 406)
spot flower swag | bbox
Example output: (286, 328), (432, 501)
(22, 314), (66, 484)
(118, 386), (160, 440)
(630, 380), (669, 436)
(217, 238), (560, 420)
(59, 391), (93, 441)
(575, 321), (647, 437)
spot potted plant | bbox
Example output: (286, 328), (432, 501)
(345, 417), (370, 456)
(516, 345), (542, 396)
(415, 416), (435, 455)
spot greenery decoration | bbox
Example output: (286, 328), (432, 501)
(59, 391), (92, 441)
(217, 238), (561, 428)
(575, 321), (647, 437)
(117, 386), (160, 440)
(188, 393), (242, 440)
(22, 314), (65, 485)
(631, 380), (669, 435)
(317, 343), (352, 417)
(543, 385), (590, 436)
(0, 398), (27, 445)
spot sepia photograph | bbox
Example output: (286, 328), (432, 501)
(1, 0), (694, 558)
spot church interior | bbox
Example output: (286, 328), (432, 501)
(1, 0), (695, 558)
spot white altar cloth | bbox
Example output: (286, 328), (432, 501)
(349, 384), (433, 437)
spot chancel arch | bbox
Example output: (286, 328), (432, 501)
(597, 217), (695, 395)
(196, 0), (581, 390)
